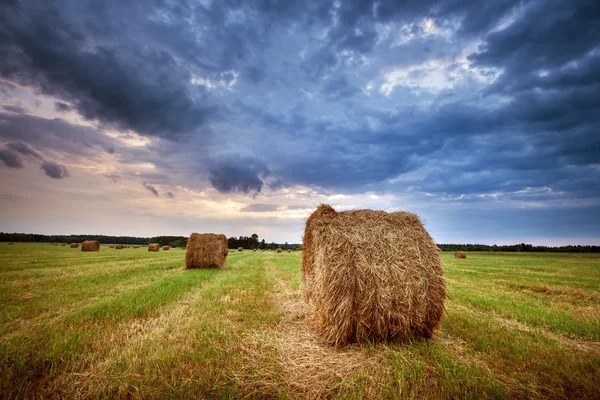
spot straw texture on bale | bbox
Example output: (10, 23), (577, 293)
(454, 251), (466, 259)
(163, 245), (171, 251)
(81, 240), (100, 252)
(115, 244), (124, 249)
(238, 247), (243, 252)
(302, 204), (446, 346)
(277, 248), (282, 253)
(185, 233), (228, 269)
(70, 243), (79, 248)
(148, 243), (160, 252)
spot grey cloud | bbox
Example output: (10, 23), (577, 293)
(167, 191), (174, 199)
(54, 101), (72, 112)
(41, 161), (69, 179)
(240, 203), (278, 212)
(105, 174), (121, 184)
(143, 182), (159, 197)
(2, 104), (27, 114)
(208, 154), (269, 195)
(0, 148), (24, 168)
(6, 141), (42, 159)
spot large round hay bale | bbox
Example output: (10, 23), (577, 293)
(302, 204), (445, 346)
(185, 233), (228, 269)
(148, 243), (160, 252)
(70, 243), (79, 248)
(276, 248), (282, 253)
(81, 240), (100, 252)
(454, 251), (466, 259)
(115, 244), (124, 249)
(163, 245), (171, 251)
(238, 247), (243, 252)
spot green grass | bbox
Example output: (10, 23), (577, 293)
(0, 243), (598, 399)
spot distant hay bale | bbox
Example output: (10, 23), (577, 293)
(302, 204), (446, 346)
(8, 242), (14, 245)
(277, 248), (282, 253)
(185, 233), (228, 269)
(70, 243), (79, 248)
(61, 243), (66, 246)
(238, 247), (243, 252)
(52, 243), (58, 246)
(253, 249), (256, 252)
(108, 245), (115, 248)
(287, 249), (291, 253)
(148, 243), (160, 252)
(81, 240), (100, 252)
(454, 251), (466, 259)
(115, 244), (124, 249)
(163, 245), (171, 251)
(133, 246), (140, 249)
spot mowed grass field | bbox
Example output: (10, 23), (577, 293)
(0, 243), (599, 399)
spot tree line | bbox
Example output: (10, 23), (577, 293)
(0, 233), (598, 252)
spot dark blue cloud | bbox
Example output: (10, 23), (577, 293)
(41, 161), (69, 179)
(0, 0), (598, 214)
(143, 182), (159, 197)
(208, 154), (268, 194)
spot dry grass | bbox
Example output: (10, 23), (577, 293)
(185, 233), (228, 269)
(81, 240), (100, 252)
(302, 204), (445, 346)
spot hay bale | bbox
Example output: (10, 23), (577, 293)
(148, 243), (160, 252)
(163, 245), (171, 251)
(302, 204), (445, 346)
(253, 249), (256, 252)
(61, 243), (66, 246)
(7, 242), (14, 245)
(185, 233), (228, 269)
(70, 243), (79, 248)
(454, 251), (466, 259)
(276, 248), (282, 253)
(238, 247), (243, 252)
(287, 249), (291, 253)
(115, 244), (124, 249)
(81, 240), (100, 252)
(108, 245), (115, 248)
(133, 246), (140, 249)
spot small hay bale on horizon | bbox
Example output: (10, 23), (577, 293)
(276, 248), (282, 253)
(238, 247), (243, 252)
(302, 204), (446, 346)
(108, 245), (115, 248)
(7, 242), (14, 245)
(253, 249), (256, 252)
(185, 233), (228, 269)
(115, 244), (124, 249)
(133, 246), (140, 249)
(454, 251), (466, 259)
(287, 249), (291, 253)
(70, 243), (79, 248)
(148, 243), (160, 252)
(81, 240), (100, 252)
(163, 245), (171, 251)
(61, 243), (66, 246)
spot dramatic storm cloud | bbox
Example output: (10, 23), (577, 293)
(0, 0), (598, 244)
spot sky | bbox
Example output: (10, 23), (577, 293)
(0, 0), (599, 245)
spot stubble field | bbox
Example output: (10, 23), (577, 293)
(0, 243), (598, 399)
